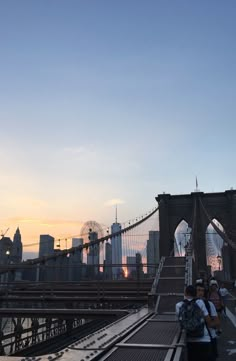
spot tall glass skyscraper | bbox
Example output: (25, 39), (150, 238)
(72, 237), (84, 263)
(12, 227), (23, 264)
(87, 231), (99, 276)
(104, 242), (112, 279)
(146, 231), (160, 276)
(111, 221), (122, 279)
(39, 234), (54, 258)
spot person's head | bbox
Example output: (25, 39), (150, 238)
(184, 285), (196, 298)
(196, 283), (205, 299)
(196, 278), (204, 286)
(209, 279), (218, 290)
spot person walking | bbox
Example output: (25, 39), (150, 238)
(176, 285), (216, 361)
(196, 282), (220, 361)
(208, 280), (224, 333)
(218, 283), (229, 316)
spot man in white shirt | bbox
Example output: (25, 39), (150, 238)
(176, 285), (216, 361)
(219, 283), (229, 316)
(196, 283), (220, 361)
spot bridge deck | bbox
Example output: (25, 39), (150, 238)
(217, 314), (236, 361)
(1, 258), (235, 360)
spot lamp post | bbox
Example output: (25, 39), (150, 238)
(216, 254), (222, 271)
(5, 249), (10, 305)
(56, 239), (60, 249)
(5, 249), (10, 284)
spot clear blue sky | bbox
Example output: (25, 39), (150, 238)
(0, 1), (236, 246)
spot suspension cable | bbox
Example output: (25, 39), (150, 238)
(199, 198), (236, 250)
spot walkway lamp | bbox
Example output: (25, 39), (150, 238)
(5, 249), (10, 283)
(5, 249), (10, 303)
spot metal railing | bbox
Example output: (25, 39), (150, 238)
(151, 257), (165, 294)
(185, 256), (192, 287)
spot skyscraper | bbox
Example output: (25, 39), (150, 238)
(127, 253), (143, 278)
(146, 230), (160, 276)
(12, 227), (23, 263)
(136, 252), (143, 275)
(38, 235), (55, 281)
(127, 256), (136, 278)
(87, 231), (99, 277)
(72, 237), (84, 263)
(39, 234), (54, 258)
(111, 207), (122, 279)
(69, 238), (84, 281)
(72, 238), (84, 247)
(104, 242), (112, 279)
(0, 237), (12, 265)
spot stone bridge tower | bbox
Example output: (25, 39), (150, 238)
(156, 190), (236, 279)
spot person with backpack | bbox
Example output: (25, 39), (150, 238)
(196, 282), (220, 361)
(176, 285), (216, 361)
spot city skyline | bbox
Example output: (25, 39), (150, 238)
(1, 1), (236, 248)
(5, 217), (224, 272)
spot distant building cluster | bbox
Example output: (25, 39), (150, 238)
(0, 227), (23, 265)
(36, 225), (160, 281)
(0, 215), (227, 284)
(0, 224), (160, 283)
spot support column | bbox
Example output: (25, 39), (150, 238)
(192, 196), (207, 274)
(230, 249), (236, 280)
(222, 243), (231, 280)
(229, 193), (236, 279)
(156, 194), (171, 258)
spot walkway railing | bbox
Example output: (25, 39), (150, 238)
(185, 256), (193, 286)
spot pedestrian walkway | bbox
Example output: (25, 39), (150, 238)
(218, 311), (236, 360)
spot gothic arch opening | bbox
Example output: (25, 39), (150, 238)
(174, 220), (191, 257)
(205, 218), (224, 273)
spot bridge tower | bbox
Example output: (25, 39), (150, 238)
(156, 189), (236, 279)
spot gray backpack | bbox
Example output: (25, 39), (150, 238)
(178, 299), (205, 337)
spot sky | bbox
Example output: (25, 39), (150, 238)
(0, 1), (236, 254)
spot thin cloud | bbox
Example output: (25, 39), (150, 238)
(63, 146), (96, 157)
(12, 196), (48, 208)
(63, 146), (87, 154)
(104, 198), (125, 207)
